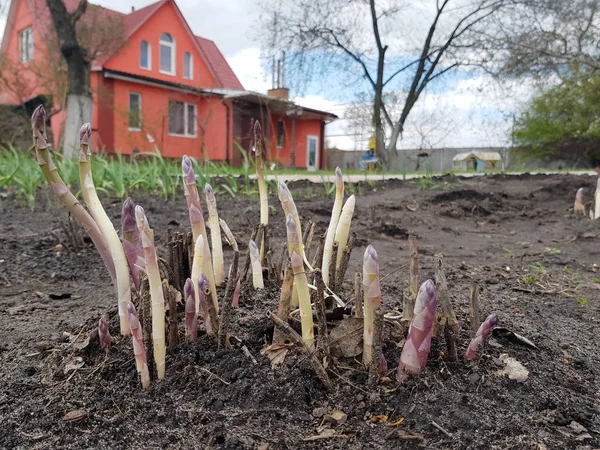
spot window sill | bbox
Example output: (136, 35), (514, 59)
(140, 66), (152, 71)
(183, 76), (193, 80)
(168, 133), (197, 139)
(160, 70), (175, 76)
(129, 127), (141, 132)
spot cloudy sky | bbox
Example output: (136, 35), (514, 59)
(0, 0), (529, 150)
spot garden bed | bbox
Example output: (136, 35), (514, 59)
(0, 173), (599, 449)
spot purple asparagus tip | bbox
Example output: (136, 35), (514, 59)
(205, 183), (214, 199)
(286, 213), (296, 233)
(127, 301), (137, 317)
(98, 315), (112, 351)
(364, 245), (378, 265)
(80, 123), (92, 146)
(121, 197), (137, 232)
(31, 104), (46, 136)
(184, 278), (194, 299)
(198, 273), (209, 292)
(182, 155), (195, 184)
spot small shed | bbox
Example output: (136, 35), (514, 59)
(452, 151), (501, 172)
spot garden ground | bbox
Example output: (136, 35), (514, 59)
(0, 173), (599, 449)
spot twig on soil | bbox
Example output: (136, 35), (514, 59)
(311, 232), (326, 270)
(336, 232), (355, 289)
(403, 235), (418, 322)
(241, 345), (258, 365)
(219, 228), (239, 348)
(273, 260), (293, 344)
(329, 242), (338, 290)
(354, 272), (363, 318)
(431, 421), (453, 438)
(313, 269), (331, 365)
(368, 308), (385, 387)
(435, 254), (460, 360)
(469, 283), (480, 337)
(197, 367), (231, 385)
(268, 312), (332, 390)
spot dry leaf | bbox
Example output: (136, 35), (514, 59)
(396, 338), (406, 349)
(328, 410), (347, 424)
(62, 409), (88, 422)
(73, 335), (90, 351)
(63, 356), (84, 374)
(261, 343), (293, 369)
(370, 415), (388, 424)
(495, 353), (529, 382)
(387, 417), (405, 427)
(329, 318), (363, 357)
(379, 376), (392, 383)
(303, 429), (352, 441)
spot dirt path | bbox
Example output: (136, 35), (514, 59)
(0, 173), (599, 449)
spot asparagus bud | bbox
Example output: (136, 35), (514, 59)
(31, 106), (116, 285)
(249, 239), (264, 288)
(79, 123), (132, 335)
(278, 181), (303, 253)
(396, 280), (437, 382)
(465, 314), (498, 360)
(191, 235), (205, 315)
(184, 278), (198, 341)
(574, 188), (586, 216)
(182, 155), (218, 308)
(98, 315), (112, 352)
(127, 302), (150, 389)
(121, 198), (145, 288)
(322, 167), (344, 285)
(362, 245), (381, 365)
(286, 214), (314, 347)
(205, 184), (225, 285)
(135, 205), (166, 380)
(334, 195), (355, 269)
(197, 273), (213, 335)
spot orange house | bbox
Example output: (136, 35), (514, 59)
(0, 0), (337, 169)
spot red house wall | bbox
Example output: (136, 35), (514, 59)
(103, 2), (215, 89)
(270, 117), (322, 168)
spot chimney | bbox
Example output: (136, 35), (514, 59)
(131, 6), (135, 12)
(268, 55), (289, 100)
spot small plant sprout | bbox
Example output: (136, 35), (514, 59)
(278, 181), (304, 260)
(334, 194), (355, 269)
(191, 235), (205, 314)
(396, 280), (437, 382)
(31, 106), (116, 284)
(127, 302), (150, 389)
(362, 245), (381, 366)
(121, 198), (145, 289)
(574, 188), (586, 216)
(286, 214), (314, 348)
(219, 218), (242, 307)
(182, 155), (218, 303)
(205, 184), (224, 285)
(135, 205), (166, 380)
(197, 273), (214, 334)
(323, 167), (344, 285)
(249, 239), (264, 289)
(465, 314), (498, 360)
(253, 121), (269, 261)
(98, 315), (112, 352)
(595, 179), (600, 220)
(184, 278), (198, 341)
(78, 123), (132, 335)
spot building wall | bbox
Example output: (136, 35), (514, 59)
(269, 117), (322, 168)
(107, 78), (228, 159)
(103, 2), (216, 89)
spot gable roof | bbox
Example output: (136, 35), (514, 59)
(0, 0), (243, 90)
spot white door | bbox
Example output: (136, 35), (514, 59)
(307, 136), (318, 171)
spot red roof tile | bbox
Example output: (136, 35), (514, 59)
(195, 36), (243, 90)
(2, 0), (243, 89)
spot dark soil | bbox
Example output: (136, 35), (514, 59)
(1, 173), (599, 450)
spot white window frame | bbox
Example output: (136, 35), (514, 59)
(276, 120), (285, 148)
(183, 52), (193, 80)
(306, 135), (319, 171)
(159, 33), (176, 75)
(19, 27), (34, 63)
(129, 92), (142, 131)
(140, 40), (151, 70)
(168, 100), (197, 138)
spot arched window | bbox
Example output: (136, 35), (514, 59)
(159, 33), (175, 75)
(183, 52), (193, 79)
(140, 40), (151, 69)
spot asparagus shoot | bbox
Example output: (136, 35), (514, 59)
(135, 206), (166, 380)
(184, 278), (198, 341)
(249, 239), (264, 289)
(465, 314), (498, 360)
(322, 167), (344, 285)
(362, 245), (381, 366)
(79, 123), (132, 335)
(286, 214), (314, 348)
(334, 195), (355, 269)
(396, 280), (437, 382)
(205, 183), (224, 285)
(127, 302), (150, 389)
(253, 121), (269, 262)
(121, 198), (145, 289)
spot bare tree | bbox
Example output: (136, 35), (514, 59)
(260, 0), (508, 169)
(44, 0), (125, 156)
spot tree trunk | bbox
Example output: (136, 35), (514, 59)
(63, 94), (92, 157)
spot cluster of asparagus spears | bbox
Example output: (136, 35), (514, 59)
(33, 108), (498, 389)
(574, 181), (600, 219)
